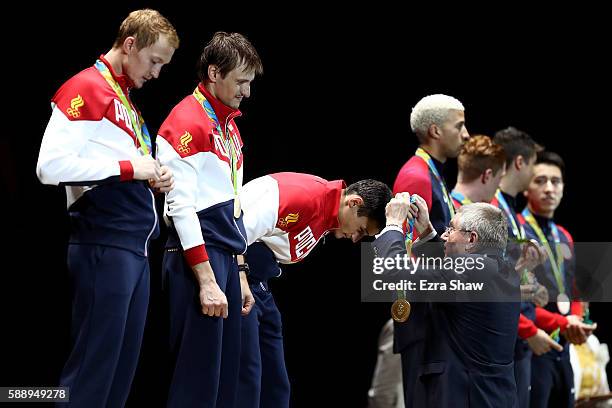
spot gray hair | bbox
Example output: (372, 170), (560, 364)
(456, 202), (507, 252)
(410, 94), (465, 137)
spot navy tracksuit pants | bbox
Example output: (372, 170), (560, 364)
(58, 244), (149, 408)
(237, 242), (290, 408)
(165, 245), (242, 408)
(514, 349), (533, 408)
(530, 354), (574, 408)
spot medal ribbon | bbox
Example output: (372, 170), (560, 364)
(495, 189), (526, 240)
(397, 195), (418, 302)
(521, 208), (565, 294)
(95, 60), (151, 155)
(192, 87), (239, 198)
(415, 148), (455, 218)
(450, 190), (472, 206)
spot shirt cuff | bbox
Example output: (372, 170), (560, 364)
(184, 244), (209, 267)
(414, 229), (437, 247)
(119, 160), (134, 181)
(376, 225), (404, 238)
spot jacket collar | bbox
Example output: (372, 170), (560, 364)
(98, 54), (134, 93)
(323, 180), (347, 230)
(532, 212), (554, 235)
(499, 189), (518, 212)
(430, 154), (446, 176)
(197, 82), (242, 126)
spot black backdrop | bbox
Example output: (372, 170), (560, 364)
(2, 3), (611, 407)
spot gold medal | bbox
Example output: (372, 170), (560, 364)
(233, 195), (241, 219)
(391, 299), (411, 322)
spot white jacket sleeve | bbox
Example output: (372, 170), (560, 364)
(157, 137), (205, 251)
(240, 175), (280, 245)
(36, 107), (123, 186)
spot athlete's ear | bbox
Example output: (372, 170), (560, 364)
(515, 155), (524, 172)
(207, 65), (219, 83)
(348, 195), (364, 208)
(429, 123), (443, 141)
(482, 169), (493, 184)
(122, 36), (137, 54)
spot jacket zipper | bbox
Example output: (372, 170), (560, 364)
(232, 217), (248, 254)
(225, 116), (247, 254)
(144, 189), (158, 256)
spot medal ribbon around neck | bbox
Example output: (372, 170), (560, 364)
(495, 189), (526, 240)
(192, 87), (239, 201)
(95, 60), (151, 155)
(450, 190), (472, 206)
(415, 148), (455, 218)
(521, 208), (565, 295)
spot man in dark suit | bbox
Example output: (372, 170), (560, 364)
(374, 194), (520, 407)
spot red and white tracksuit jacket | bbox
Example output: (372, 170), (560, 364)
(36, 55), (158, 256)
(157, 84), (247, 267)
(240, 172), (345, 264)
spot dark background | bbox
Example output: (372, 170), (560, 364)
(2, 3), (610, 407)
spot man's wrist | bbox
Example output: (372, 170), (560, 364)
(386, 217), (406, 227)
(192, 262), (216, 287)
(197, 275), (216, 287)
(418, 224), (433, 237)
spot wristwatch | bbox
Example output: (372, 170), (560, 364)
(238, 263), (250, 275)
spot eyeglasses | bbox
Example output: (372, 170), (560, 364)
(443, 225), (472, 236)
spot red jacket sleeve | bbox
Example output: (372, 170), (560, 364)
(518, 313), (538, 339)
(393, 157), (432, 211)
(535, 307), (569, 333)
(570, 301), (583, 317)
(393, 157), (432, 239)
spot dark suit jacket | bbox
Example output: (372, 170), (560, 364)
(373, 229), (520, 407)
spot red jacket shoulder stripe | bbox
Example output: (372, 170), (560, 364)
(556, 224), (574, 246)
(158, 96), (214, 158)
(52, 67), (115, 122)
(393, 156), (433, 210)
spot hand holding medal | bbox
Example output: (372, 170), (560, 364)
(516, 239), (546, 274)
(386, 193), (416, 323)
(147, 159), (175, 193)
